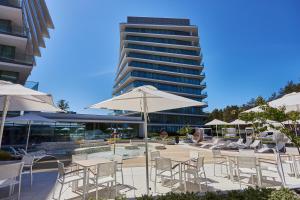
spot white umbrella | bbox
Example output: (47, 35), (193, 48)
(0, 81), (61, 148)
(88, 85), (206, 195)
(6, 113), (56, 151)
(230, 119), (248, 137)
(245, 92), (300, 113)
(205, 119), (229, 138)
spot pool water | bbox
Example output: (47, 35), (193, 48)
(88, 145), (150, 160)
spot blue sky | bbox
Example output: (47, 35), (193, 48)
(30, 0), (300, 114)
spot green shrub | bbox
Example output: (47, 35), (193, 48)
(269, 188), (299, 200)
(0, 150), (12, 161)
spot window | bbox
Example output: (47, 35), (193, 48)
(127, 43), (199, 56)
(0, 70), (19, 83)
(0, 19), (12, 33)
(125, 27), (190, 36)
(126, 35), (193, 46)
(0, 44), (15, 59)
(128, 52), (200, 65)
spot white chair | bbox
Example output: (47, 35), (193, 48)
(89, 161), (117, 200)
(183, 156), (208, 192)
(212, 149), (228, 176)
(0, 162), (24, 200)
(259, 149), (285, 186)
(150, 151), (160, 181)
(236, 156), (259, 188)
(283, 147), (300, 178)
(154, 157), (179, 193)
(22, 155), (35, 187)
(53, 161), (84, 200)
(112, 155), (124, 184)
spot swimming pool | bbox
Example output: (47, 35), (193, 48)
(87, 145), (151, 160)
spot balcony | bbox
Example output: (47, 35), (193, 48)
(0, 24), (27, 37)
(0, 0), (21, 8)
(0, 53), (34, 65)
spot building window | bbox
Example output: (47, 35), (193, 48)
(0, 70), (19, 83)
(0, 44), (15, 59)
(0, 19), (12, 33)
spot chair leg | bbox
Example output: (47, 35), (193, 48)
(58, 183), (63, 200)
(213, 163), (216, 176)
(150, 163), (153, 181)
(30, 166), (33, 187)
(96, 179), (98, 200)
(237, 171), (241, 189)
(18, 183), (21, 200)
(184, 171), (187, 193)
(221, 164), (223, 175)
(121, 168), (124, 184)
(154, 169), (157, 193)
(203, 170), (208, 190)
(170, 171), (173, 192)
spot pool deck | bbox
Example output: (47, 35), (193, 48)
(1, 143), (300, 199)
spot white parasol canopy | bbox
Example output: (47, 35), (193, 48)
(0, 81), (61, 148)
(245, 92), (300, 113)
(230, 119), (249, 137)
(205, 119), (229, 138)
(88, 85), (206, 195)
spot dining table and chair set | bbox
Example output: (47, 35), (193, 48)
(52, 153), (128, 200)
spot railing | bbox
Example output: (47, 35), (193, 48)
(0, 53), (34, 65)
(0, 0), (21, 8)
(0, 25), (27, 37)
(25, 81), (39, 90)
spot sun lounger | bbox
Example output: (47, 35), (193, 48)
(249, 140), (261, 150)
(238, 137), (253, 149)
(227, 138), (244, 149)
(200, 137), (221, 148)
(209, 141), (231, 150)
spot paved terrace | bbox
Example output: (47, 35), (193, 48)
(2, 144), (300, 200)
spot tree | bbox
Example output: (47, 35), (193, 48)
(177, 125), (192, 136)
(240, 104), (300, 154)
(57, 99), (70, 112)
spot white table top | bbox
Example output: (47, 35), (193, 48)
(74, 158), (110, 168)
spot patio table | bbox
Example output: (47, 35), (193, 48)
(164, 156), (190, 188)
(74, 158), (110, 200)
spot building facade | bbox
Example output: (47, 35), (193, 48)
(0, 0), (53, 84)
(113, 17), (208, 134)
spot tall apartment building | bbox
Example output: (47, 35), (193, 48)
(0, 0), (53, 85)
(113, 17), (207, 133)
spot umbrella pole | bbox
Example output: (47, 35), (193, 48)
(238, 124), (241, 138)
(142, 92), (150, 195)
(216, 125), (218, 138)
(25, 121), (32, 152)
(0, 96), (9, 149)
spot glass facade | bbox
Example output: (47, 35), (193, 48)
(130, 61), (202, 75)
(128, 52), (200, 65)
(127, 43), (198, 56)
(125, 27), (191, 36)
(115, 17), (207, 134)
(126, 35), (193, 46)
